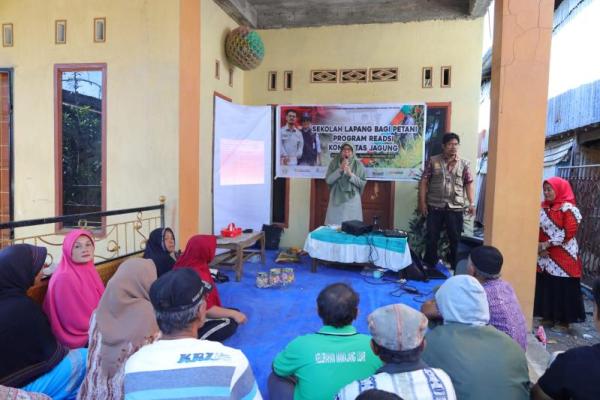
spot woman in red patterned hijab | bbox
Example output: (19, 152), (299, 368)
(535, 177), (585, 332)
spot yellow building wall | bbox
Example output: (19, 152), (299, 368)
(198, 0), (245, 234)
(0, 0), (483, 253)
(244, 20), (484, 247)
(0, 0), (179, 252)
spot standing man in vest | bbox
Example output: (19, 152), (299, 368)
(419, 133), (475, 270)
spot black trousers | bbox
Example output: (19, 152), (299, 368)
(424, 207), (463, 269)
(268, 372), (295, 400)
(197, 317), (238, 342)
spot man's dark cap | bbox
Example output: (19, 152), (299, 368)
(149, 268), (212, 312)
(470, 245), (503, 278)
(301, 112), (311, 122)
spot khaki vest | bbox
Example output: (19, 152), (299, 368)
(426, 154), (470, 209)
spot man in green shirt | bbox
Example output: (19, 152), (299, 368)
(270, 283), (382, 400)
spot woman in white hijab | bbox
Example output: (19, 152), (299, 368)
(435, 275), (490, 326)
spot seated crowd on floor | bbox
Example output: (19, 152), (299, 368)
(0, 227), (598, 400)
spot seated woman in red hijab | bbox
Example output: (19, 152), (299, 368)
(173, 235), (247, 341)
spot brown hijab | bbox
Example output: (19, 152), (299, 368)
(94, 258), (158, 376)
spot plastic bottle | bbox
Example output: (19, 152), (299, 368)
(435, 259), (446, 271)
(372, 216), (380, 232)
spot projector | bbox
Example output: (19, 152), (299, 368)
(341, 220), (372, 236)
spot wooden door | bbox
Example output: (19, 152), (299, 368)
(310, 180), (395, 231)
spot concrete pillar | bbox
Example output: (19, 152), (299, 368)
(484, 0), (554, 327)
(178, 0), (201, 246)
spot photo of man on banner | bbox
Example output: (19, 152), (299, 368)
(298, 113), (321, 167)
(280, 109), (303, 166)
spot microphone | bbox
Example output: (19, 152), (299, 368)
(342, 156), (349, 171)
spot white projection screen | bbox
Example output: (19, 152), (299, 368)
(213, 96), (272, 234)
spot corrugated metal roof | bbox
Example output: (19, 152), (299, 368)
(544, 137), (574, 166)
(546, 80), (600, 137)
(546, 0), (600, 137)
(553, 0), (588, 32)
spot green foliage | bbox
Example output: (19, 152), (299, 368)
(62, 103), (102, 208)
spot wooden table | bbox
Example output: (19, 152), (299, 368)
(214, 231), (265, 281)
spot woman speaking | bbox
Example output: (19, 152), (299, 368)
(535, 177), (586, 332)
(324, 143), (367, 225)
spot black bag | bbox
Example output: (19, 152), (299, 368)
(399, 249), (447, 281)
(263, 224), (283, 250)
(399, 249), (427, 281)
(252, 224), (283, 250)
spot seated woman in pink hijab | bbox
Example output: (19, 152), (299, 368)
(44, 229), (105, 348)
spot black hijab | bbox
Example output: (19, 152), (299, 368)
(0, 244), (67, 387)
(143, 228), (176, 277)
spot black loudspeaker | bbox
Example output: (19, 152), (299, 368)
(399, 249), (427, 281)
(399, 249), (448, 281)
(262, 224), (283, 250)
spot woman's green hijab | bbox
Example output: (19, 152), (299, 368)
(325, 143), (366, 205)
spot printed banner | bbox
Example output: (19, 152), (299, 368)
(276, 103), (426, 181)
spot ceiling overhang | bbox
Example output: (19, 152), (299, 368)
(213, 0), (492, 29)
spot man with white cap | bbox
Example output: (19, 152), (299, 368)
(335, 304), (456, 400)
(422, 275), (529, 400)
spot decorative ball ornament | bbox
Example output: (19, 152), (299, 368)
(225, 26), (265, 71)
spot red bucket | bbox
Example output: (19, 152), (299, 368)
(221, 223), (242, 238)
